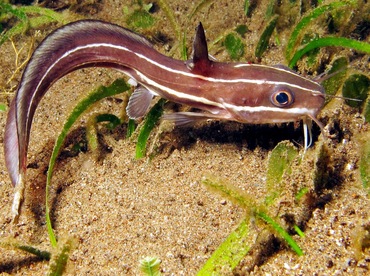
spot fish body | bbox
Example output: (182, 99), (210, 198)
(3, 20), (325, 217)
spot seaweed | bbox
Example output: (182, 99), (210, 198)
(359, 138), (370, 195)
(321, 56), (348, 99)
(295, 187), (309, 202)
(124, 1), (155, 31)
(245, 13), (279, 59)
(244, 0), (253, 17)
(0, 238), (74, 274)
(0, 2), (71, 46)
(0, 239), (51, 261)
(352, 223), (370, 260)
(256, 211), (303, 256)
(363, 97), (370, 123)
(0, 79), (131, 273)
(135, 98), (166, 159)
(342, 74), (370, 108)
(200, 174), (303, 274)
(86, 113), (122, 152)
(224, 32), (245, 60)
(126, 118), (136, 138)
(47, 239), (75, 275)
(285, 1), (349, 62)
(187, 0), (214, 21)
(197, 218), (250, 274)
(265, 141), (298, 205)
(288, 36), (370, 68)
(293, 225), (305, 238)
(0, 102), (7, 111)
(45, 79), (130, 247)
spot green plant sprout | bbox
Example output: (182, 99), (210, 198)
(244, 0), (252, 17)
(363, 98), (370, 123)
(124, 1), (156, 31)
(199, 174), (303, 274)
(197, 218), (250, 275)
(126, 118), (137, 138)
(256, 211), (303, 256)
(360, 138), (370, 195)
(321, 57), (348, 99)
(187, 0), (214, 21)
(342, 74), (370, 108)
(135, 98), (166, 158)
(139, 256), (162, 276)
(47, 238), (75, 276)
(264, 0), (277, 19)
(284, 0), (370, 68)
(294, 225), (305, 238)
(86, 113), (122, 152)
(0, 102), (7, 111)
(264, 141), (298, 205)
(255, 15), (278, 59)
(352, 224), (370, 260)
(224, 32), (245, 60)
(295, 187), (309, 202)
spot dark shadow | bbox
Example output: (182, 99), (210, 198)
(160, 119), (323, 154)
(0, 256), (46, 274)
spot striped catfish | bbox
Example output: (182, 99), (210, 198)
(4, 20), (325, 217)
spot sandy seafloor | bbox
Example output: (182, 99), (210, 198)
(0, 0), (370, 275)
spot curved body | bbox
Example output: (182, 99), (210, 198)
(4, 20), (325, 217)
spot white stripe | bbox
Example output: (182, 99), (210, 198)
(234, 63), (320, 86)
(133, 70), (318, 117)
(30, 42), (319, 117)
(222, 102), (314, 115)
(134, 70), (225, 108)
(132, 47), (321, 93)
(43, 43), (321, 93)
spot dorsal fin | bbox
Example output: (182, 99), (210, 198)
(187, 22), (211, 72)
(192, 22), (209, 63)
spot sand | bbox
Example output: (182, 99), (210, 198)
(0, 0), (370, 275)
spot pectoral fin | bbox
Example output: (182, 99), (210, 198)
(126, 85), (155, 119)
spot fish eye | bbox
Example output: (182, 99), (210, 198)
(271, 88), (294, 107)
